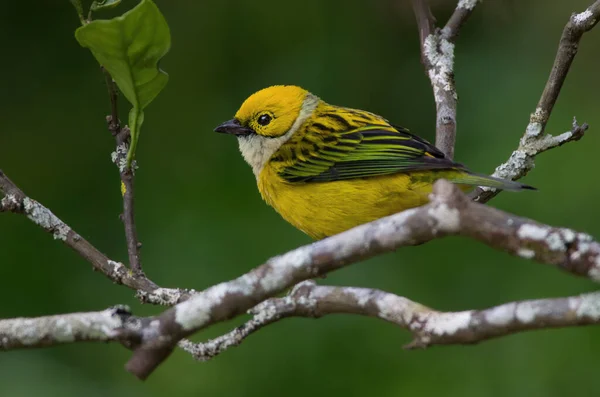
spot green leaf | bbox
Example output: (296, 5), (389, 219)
(90, 0), (123, 12)
(75, 0), (170, 167)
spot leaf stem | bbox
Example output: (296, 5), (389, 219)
(69, 0), (86, 25)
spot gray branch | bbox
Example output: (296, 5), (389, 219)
(104, 81), (143, 276)
(0, 169), (187, 302)
(124, 180), (600, 379)
(411, 0), (483, 159)
(0, 306), (137, 350)
(180, 280), (600, 360)
(5, 278), (600, 370)
(3, 176), (600, 379)
(471, 1), (600, 203)
(442, 0), (482, 42)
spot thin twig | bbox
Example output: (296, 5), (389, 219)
(180, 280), (600, 360)
(124, 180), (600, 379)
(471, 1), (600, 203)
(103, 69), (144, 275)
(442, 0), (482, 42)
(0, 170), (190, 302)
(103, 68), (120, 136)
(410, 0), (436, 68)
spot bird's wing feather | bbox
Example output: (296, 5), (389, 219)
(276, 110), (464, 183)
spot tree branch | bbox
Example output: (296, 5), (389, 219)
(442, 0), (482, 42)
(103, 69), (144, 276)
(411, 0), (481, 159)
(471, 1), (600, 203)
(179, 280), (600, 360)
(0, 306), (138, 350)
(123, 180), (600, 379)
(411, 0), (436, 64)
(0, 169), (191, 303)
(5, 280), (599, 366)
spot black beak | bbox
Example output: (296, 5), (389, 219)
(214, 119), (254, 137)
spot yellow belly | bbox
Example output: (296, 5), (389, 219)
(257, 165), (460, 239)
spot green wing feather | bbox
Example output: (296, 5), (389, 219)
(273, 106), (534, 191)
(276, 107), (462, 182)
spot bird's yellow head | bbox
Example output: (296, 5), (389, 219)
(215, 85), (320, 176)
(235, 85), (308, 137)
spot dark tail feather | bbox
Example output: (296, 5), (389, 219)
(450, 172), (537, 191)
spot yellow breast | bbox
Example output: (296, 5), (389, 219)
(257, 164), (438, 239)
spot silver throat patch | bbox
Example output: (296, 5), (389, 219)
(237, 93), (319, 178)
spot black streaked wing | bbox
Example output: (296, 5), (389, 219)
(278, 123), (463, 183)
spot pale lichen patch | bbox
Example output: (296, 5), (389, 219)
(576, 293), (600, 320)
(112, 143), (129, 173)
(22, 198), (70, 241)
(277, 248), (312, 269)
(515, 302), (537, 324)
(423, 34), (455, 103)
(175, 282), (253, 331)
(377, 294), (413, 325)
(251, 299), (283, 323)
(517, 248), (535, 259)
(424, 311), (471, 335)
(296, 294), (317, 309)
(175, 298), (214, 331)
(560, 229), (576, 244)
(108, 260), (126, 277)
(346, 288), (372, 307)
(570, 240), (591, 262)
(517, 224), (549, 241)
(53, 318), (75, 343)
(524, 122), (543, 140)
(573, 9), (593, 25)
(485, 303), (515, 326)
(1, 194), (18, 209)
(457, 0), (481, 10)
(10, 319), (41, 345)
(546, 232), (566, 252)
(259, 248), (312, 292)
(530, 107), (547, 124)
(427, 203), (460, 233)
(587, 258), (600, 282)
(147, 288), (186, 306)
(492, 150), (533, 180)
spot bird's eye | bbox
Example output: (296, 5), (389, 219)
(257, 114), (272, 126)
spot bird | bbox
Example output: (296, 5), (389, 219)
(215, 85), (534, 240)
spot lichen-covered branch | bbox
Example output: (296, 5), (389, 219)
(124, 180), (600, 379)
(0, 169), (189, 302)
(103, 69), (144, 276)
(0, 306), (137, 350)
(5, 279), (600, 370)
(410, 0), (482, 159)
(410, 0), (435, 57)
(180, 280), (600, 360)
(442, 0), (482, 42)
(471, 1), (600, 203)
(3, 172), (600, 378)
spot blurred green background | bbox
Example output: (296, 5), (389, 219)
(1, 0), (600, 396)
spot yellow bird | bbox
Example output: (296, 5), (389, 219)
(215, 85), (533, 240)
